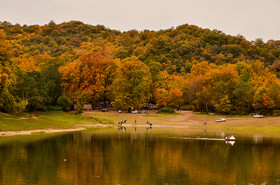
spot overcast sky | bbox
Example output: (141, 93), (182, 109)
(1, 0), (279, 41)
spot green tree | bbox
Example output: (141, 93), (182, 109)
(112, 57), (152, 110)
(57, 95), (70, 112)
(41, 65), (62, 106)
(16, 71), (46, 111)
(233, 80), (254, 114)
(76, 92), (87, 114)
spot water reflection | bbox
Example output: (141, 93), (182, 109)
(253, 135), (263, 144)
(0, 129), (279, 184)
(225, 140), (235, 146)
(146, 126), (152, 132)
(118, 126), (126, 131)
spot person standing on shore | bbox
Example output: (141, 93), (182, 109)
(204, 121), (207, 126)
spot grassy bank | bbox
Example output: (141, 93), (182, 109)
(0, 112), (112, 131)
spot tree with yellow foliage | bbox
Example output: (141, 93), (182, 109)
(0, 30), (27, 114)
(111, 57), (152, 110)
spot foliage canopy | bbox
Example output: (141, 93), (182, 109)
(1, 21), (280, 115)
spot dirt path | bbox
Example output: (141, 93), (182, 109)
(168, 111), (204, 123)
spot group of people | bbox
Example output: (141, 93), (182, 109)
(117, 119), (153, 132)
(117, 119), (152, 127)
(118, 119), (127, 126)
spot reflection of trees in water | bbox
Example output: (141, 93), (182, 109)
(58, 133), (280, 185)
(0, 133), (280, 184)
(0, 134), (71, 184)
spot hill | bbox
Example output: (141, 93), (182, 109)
(1, 21), (280, 115)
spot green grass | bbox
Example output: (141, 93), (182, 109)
(90, 117), (114, 124)
(38, 112), (99, 125)
(0, 112), (17, 119)
(84, 113), (119, 123)
(0, 111), (113, 131)
(156, 112), (179, 115)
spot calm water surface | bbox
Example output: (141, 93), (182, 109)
(0, 127), (280, 185)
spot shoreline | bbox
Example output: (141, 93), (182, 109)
(0, 128), (85, 137)
(1, 110), (280, 137)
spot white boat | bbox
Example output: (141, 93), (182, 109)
(225, 135), (235, 141)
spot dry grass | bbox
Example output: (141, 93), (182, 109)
(83, 110), (280, 135)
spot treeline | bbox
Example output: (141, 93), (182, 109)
(1, 20), (280, 115)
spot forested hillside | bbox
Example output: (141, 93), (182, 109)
(1, 20), (280, 115)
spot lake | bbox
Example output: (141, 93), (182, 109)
(0, 127), (280, 185)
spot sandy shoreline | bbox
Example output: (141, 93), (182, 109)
(0, 128), (85, 137)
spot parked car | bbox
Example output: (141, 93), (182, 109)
(100, 109), (108, 112)
(253, 114), (263, 118)
(216, 118), (226, 122)
(131, 110), (138, 113)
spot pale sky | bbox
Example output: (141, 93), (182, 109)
(1, 0), (279, 41)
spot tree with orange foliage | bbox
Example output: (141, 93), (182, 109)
(0, 30), (27, 114)
(60, 52), (112, 107)
(154, 88), (168, 107)
(154, 71), (184, 108)
(253, 89), (275, 113)
(167, 88), (183, 108)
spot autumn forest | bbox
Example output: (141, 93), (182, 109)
(1, 20), (280, 115)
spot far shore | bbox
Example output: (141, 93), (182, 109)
(83, 110), (280, 136)
(1, 110), (280, 137)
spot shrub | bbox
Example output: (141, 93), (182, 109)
(157, 107), (175, 113)
(57, 95), (70, 112)
(272, 110), (280, 116)
(46, 106), (62, 111)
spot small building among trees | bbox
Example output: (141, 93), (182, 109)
(74, 103), (92, 110)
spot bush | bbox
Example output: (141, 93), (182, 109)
(157, 107), (175, 113)
(272, 110), (280, 116)
(46, 106), (62, 111)
(57, 95), (70, 112)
